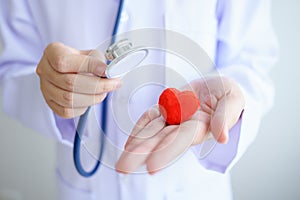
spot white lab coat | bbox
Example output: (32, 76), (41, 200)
(0, 0), (278, 199)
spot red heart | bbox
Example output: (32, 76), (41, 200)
(158, 88), (200, 125)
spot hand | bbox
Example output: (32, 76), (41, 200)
(36, 42), (121, 118)
(115, 76), (245, 174)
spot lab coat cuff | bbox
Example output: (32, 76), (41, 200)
(54, 114), (77, 146)
(191, 113), (243, 174)
(192, 64), (270, 173)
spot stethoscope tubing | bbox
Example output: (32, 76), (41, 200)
(73, 0), (125, 177)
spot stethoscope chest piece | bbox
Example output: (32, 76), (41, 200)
(105, 39), (148, 78)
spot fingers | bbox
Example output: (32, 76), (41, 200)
(116, 111), (209, 174)
(210, 93), (244, 144)
(40, 79), (107, 108)
(115, 76), (245, 175)
(44, 98), (87, 118)
(116, 107), (165, 173)
(51, 73), (121, 94)
(189, 76), (245, 144)
(44, 42), (107, 76)
(80, 49), (106, 61)
(210, 81), (245, 144)
(125, 116), (166, 150)
(40, 60), (121, 94)
(189, 110), (211, 144)
(116, 125), (177, 174)
(146, 120), (208, 174)
(131, 106), (161, 135)
(36, 42), (120, 118)
(125, 106), (162, 148)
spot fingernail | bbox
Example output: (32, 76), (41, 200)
(220, 125), (229, 144)
(95, 66), (104, 76)
(115, 168), (129, 174)
(148, 169), (159, 175)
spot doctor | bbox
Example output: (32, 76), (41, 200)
(0, 0), (278, 200)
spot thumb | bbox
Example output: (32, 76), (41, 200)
(80, 49), (107, 77)
(80, 49), (106, 61)
(210, 92), (245, 144)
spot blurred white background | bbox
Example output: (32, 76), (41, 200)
(0, 0), (299, 199)
(231, 0), (300, 199)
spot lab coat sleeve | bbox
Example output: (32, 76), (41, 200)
(0, 0), (74, 146)
(192, 0), (279, 173)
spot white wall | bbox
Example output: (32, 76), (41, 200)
(0, 0), (299, 199)
(231, 0), (300, 199)
(0, 106), (57, 200)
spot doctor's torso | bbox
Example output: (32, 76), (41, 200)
(24, 1), (231, 200)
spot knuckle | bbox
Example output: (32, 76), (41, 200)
(60, 107), (74, 118)
(98, 52), (106, 62)
(44, 42), (69, 72)
(144, 109), (153, 120)
(131, 145), (144, 153)
(36, 56), (47, 76)
(62, 91), (74, 106)
(87, 57), (101, 74)
(92, 93), (107, 105)
(90, 49), (106, 61)
(64, 75), (76, 90)
(40, 87), (47, 99)
(98, 93), (107, 102)
(100, 82), (113, 92)
(46, 42), (64, 51)
(148, 107), (159, 116)
(77, 108), (87, 116)
(86, 57), (94, 73)
(44, 98), (52, 109)
(101, 83), (109, 92)
(54, 55), (67, 72)
(36, 65), (42, 76)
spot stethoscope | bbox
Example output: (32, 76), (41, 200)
(73, 0), (149, 177)
(73, 0), (217, 177)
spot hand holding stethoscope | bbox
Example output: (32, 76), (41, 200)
(37, 0), (150, 177)
(36, 43), (121, 118)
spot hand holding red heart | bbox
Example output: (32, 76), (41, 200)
(116, 76), (245, 174)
